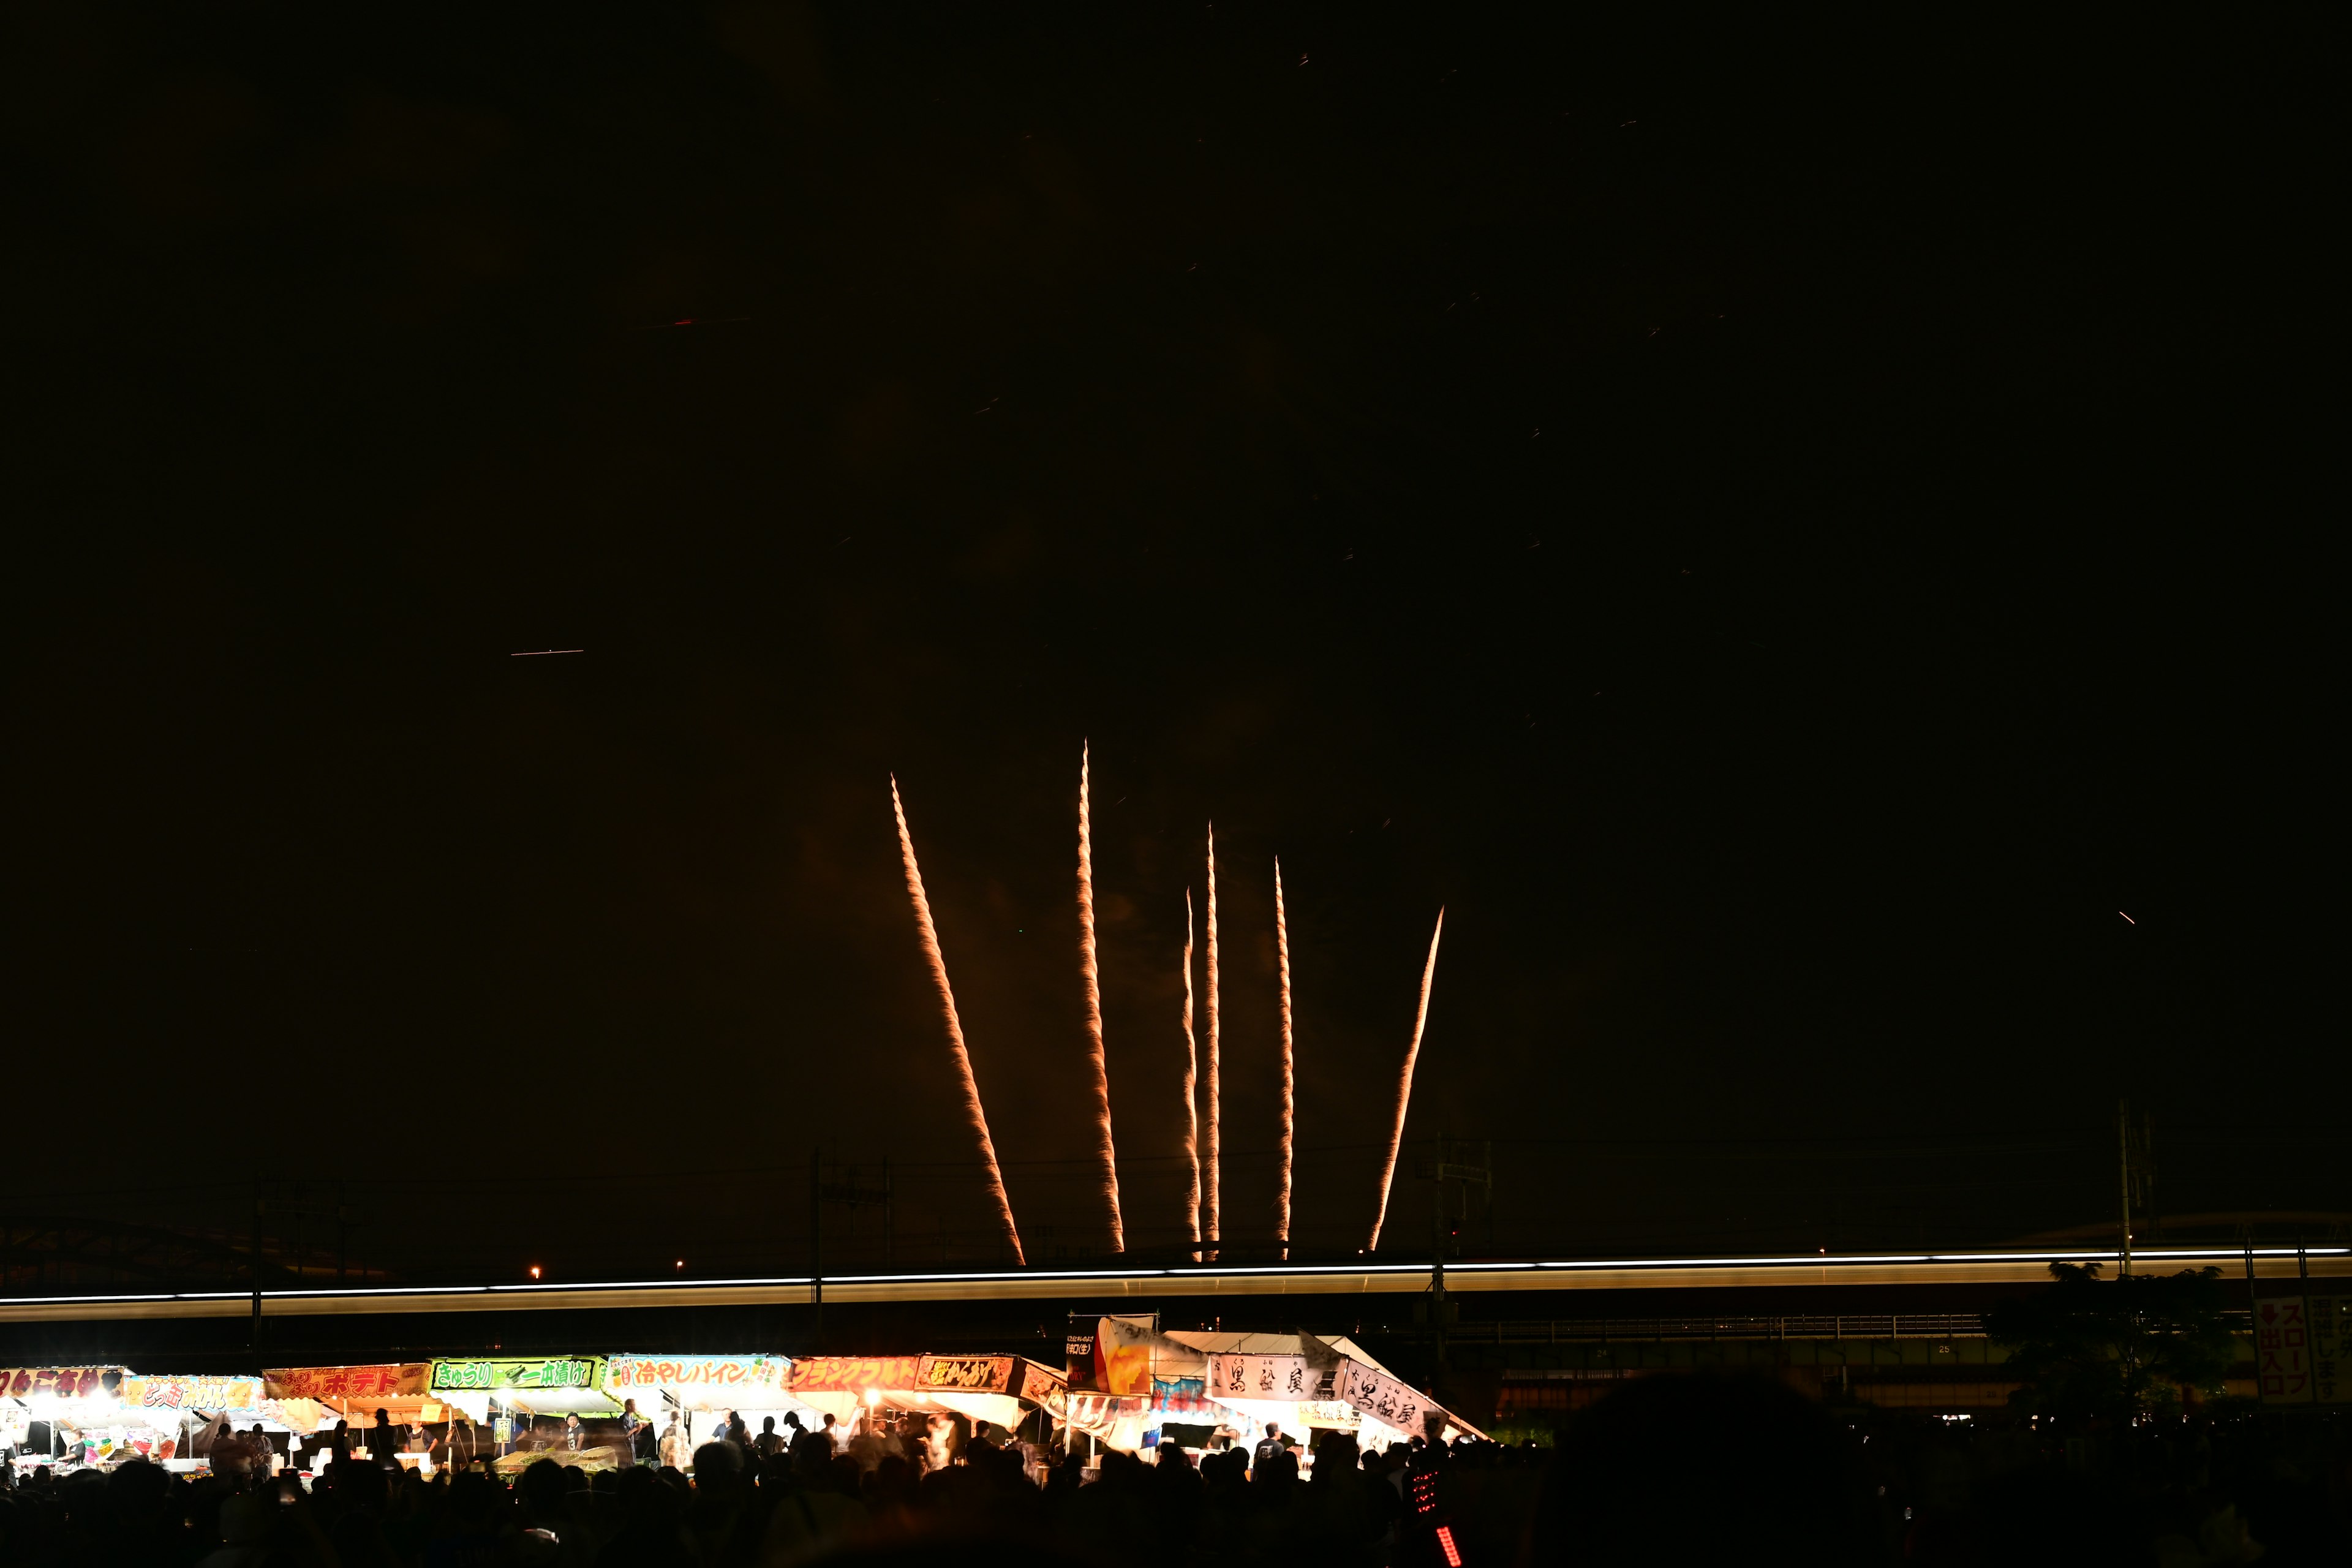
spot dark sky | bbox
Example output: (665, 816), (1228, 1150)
(5, 7), (2335, 1282)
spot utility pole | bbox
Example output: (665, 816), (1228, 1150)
(812, 1155), (892, 1352)
(2117, 1098), (2133, 1278)
(1417, 1135), (1492, 1379)
(250, 1183), (265, 1356)
(810, 1149), (823, 1349)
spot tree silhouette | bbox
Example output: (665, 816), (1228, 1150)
(1990, 1261), (2234, 1421)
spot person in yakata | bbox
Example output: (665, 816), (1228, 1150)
(658, 1412), (688, 1471)
(1253, 1422), (1289, 1472)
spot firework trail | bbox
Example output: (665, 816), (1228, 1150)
(889, 775), (1024, 1265)
(1367, 907), (1445, 1253)
(1204, 825), (1221, 1256)
(1077, 744), (1124, 1252)
(1275, 858), (1294, 1260)
(1182, 887), (1201, 1254)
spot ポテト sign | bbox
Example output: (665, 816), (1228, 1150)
(263, 1365), (425, 1402)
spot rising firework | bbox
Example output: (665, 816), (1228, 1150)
(1275, 858), (1294, 1260)
(1077, 744), (1123, 1252)
(1182, 887), (1201, 1254)
(1366, 907), (1445, 1253)
(889, 775), (1025, 1265)
(1204, 824), (1221, 1256)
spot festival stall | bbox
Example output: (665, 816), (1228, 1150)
(0, 1366), (285, 1473)
(262, 1364), (450, 1469)
(426, 1355), (628, 1471)
(604, 1352), (811, 1453)
(783, 1352), (1076, 1473)
(1065, 1316), (1487, 1463)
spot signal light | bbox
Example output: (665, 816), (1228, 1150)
(1436, 1525), (1463, 1565)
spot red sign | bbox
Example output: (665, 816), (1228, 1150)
(2255, 1295), (2313, 1404)
(0, 1368), (123, 1400)
(262, 1365), (421, 1402)
(788, 1356), (923, 1394)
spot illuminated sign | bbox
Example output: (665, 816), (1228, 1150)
(124, 1376), (262, 1411)
(429, 1357), (601, 1392)
(788, 1356), (922, 1394)
(263, 1365), (424, 1402)
(606, 1355), (788, 1393)
(917, 1355), (1015, 1394)
(0, 1368), (125, 1400)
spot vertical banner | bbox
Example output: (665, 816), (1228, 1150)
(2307, 1284), (2350, 1406)
(2252, 1287), (2313, 1405)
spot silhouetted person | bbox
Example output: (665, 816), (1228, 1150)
(1529, 1372), (1871, 1567)
(366, 1408), (400, 1469)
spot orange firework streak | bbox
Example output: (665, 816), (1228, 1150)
(1077, 745), (1124, 1251)
(1182, 887), (1201, 1254)
(1204, 826), (1221, 1257)
(1367, 907), (1445, 1253)
(1275, 858), (1294, 1259)
(889, 776), (1024, 1265)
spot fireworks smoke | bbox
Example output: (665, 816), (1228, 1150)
(890, 775), (1025, 1265)
(1275, 858), (1294, 1259)
(1182, 887), (1201, 1253)
(1366, 907), (1445, 1253)
(1204, 824), (1221, 1255)
(1077, 744), (1124, 1252)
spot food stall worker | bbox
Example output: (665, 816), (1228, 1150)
(620, 1398), (645, 1463)
(447, 1413), (476, 1468)
(658, 1413), (688, 1470)
(564, 1414), (583, 1453)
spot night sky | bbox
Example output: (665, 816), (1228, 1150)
(6, 8), (2334, 1284)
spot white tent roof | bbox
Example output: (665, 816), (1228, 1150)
(1159, 1330), (1397, 1376)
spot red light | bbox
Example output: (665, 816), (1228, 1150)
(1436, 1525), (1463, 1566)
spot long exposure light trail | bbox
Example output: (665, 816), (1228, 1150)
(1077, 744), (1123, 1251)
(1204, 824), (1221, 1257)
(1182, 887), (1202, 1254)
(891, 775), (1025, 1265)
(1368, 907), (1445, 1251)
(1275, 858), (1294, 1259)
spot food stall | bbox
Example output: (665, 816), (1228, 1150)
(0, 1366), (279, 1473)
(1066, 1317), (1487, 1464)
(784, 1352), (1087, 1476)
(605, 1352), (810, 1455)
(426, 1355), (628, 1471)
(262, 1364), (447, 1470)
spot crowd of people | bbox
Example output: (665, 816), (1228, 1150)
(0, 1403), (1537, 1567)
(6, 1374), (2346, 1564)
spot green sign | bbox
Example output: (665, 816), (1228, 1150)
(429, 1357), (603, 1392)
